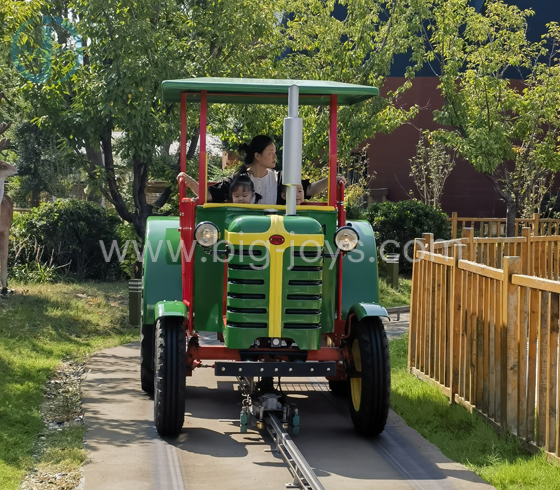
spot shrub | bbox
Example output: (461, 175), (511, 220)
(9, 200), (124, 281)
(9, 263), (61, 284)
(365, 199), (451, 272)
(345, 202), (365, 220)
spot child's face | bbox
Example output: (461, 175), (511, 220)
(295, 184), (305, 205)
(232, 187), (254, 203)
(282, 184), (305, 205)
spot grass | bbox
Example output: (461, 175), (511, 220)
(378, 277), (411, 307)
(0, 282), (136, 490)
(390, 335), (560, 490)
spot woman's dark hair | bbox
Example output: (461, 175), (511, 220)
(236, 135), (274, 175)
(229, 174), (255, 197)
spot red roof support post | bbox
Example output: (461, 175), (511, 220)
(179, 92), (195, 331)
(329, 94), (337, 207)
(336, 181), (345, 322)
(180, 94), (187, 173)
(199, 90), (208, 205)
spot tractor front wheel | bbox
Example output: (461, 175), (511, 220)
(348, 316), (390, 436)
(140, 324), (154, 395)
(154, 316), (186, 437)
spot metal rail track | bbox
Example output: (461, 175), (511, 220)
(265, 413), (325, 490)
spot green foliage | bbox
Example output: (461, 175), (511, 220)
(365, 200), (451, 271)
(212, 0), (427, 176)
(4, 0), (431, 237)
(11, 0), (283, 237)
(114, 221), (141, 280)
(9, 263), (60, 284)
(409, 133), (455, 209)
(11, 122), (79, 206)
(345, 202), (365, 220)
(426, 0), (560, 234)
(9, 201), (123, 281)
(377, 277), (411, 307)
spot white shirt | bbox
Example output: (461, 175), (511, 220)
(249, 169), (278, 205)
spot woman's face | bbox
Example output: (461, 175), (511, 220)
(253, 143), (277, 169)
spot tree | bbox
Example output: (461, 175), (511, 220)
(12, 122), (79, 206)
(212, 0), (429, 184)
(10, 0), (281, 238)
(9, 0), (431, 238)
(425, 0), (560, 236)
(0, 1), (43, 170)
(409, 132), (455, 209)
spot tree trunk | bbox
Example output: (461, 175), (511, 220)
(505, 198), (517, 237)
(30, 189), (40, 207)
(486, 172), (517, 237)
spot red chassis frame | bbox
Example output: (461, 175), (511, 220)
(176, 92), (352, 368)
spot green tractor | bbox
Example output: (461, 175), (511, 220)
(141, 78), (390, 437)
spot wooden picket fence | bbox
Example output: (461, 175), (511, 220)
(410, 231), (560, 464)
(434, 227), (560, 279)
(449, 212), (560, 239)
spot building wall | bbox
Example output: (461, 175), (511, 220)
(364, 77), (506, 217)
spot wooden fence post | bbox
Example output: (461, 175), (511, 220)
(422, 233), (435, 374)
(462, 227), (474, 261)
(409, 238), (425, 373)
(533, 213), (540, 236)
(521, 227), (531, 276)
(451, 212), (458, 239)
(449, 243), (465, 402)
(423, 232), (434, 255)
(502, 256), (522, 432)
(408, 238), (420, 372)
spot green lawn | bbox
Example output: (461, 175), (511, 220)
(390, 335), (560, 490)
(378, 277), (412, 307)
(0, 282), (136, 490)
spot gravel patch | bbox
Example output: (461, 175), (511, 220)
(21, 360), (88, 490)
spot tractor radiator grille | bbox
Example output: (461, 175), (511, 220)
(283, 247), (323, 329)
(226, 247), (269, 329)
(225, 244), (324, 333)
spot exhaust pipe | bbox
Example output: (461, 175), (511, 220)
(283, 85), (302, 216)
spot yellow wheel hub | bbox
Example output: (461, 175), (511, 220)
(350, 338), (362, 412)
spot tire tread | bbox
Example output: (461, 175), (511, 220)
(154, 317), (186, 436)
(349, 317), (391, 436)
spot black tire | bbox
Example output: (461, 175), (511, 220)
(328, 379), (349, 397)
(140, 324), (154, 395)
(154, 316), (186, 437)
(348, 316), (390, 436)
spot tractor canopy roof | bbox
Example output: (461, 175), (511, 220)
(161, 77), (379, 106)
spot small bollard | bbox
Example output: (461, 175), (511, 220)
(128, 279), (142, 327)
(385, 253), (400, 289)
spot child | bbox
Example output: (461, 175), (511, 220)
(280, 183), (305, 205)
(229, 174), (260, 204)
(178, 172), (261, 204)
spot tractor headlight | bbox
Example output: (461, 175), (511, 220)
(334, 226), (359, 252)
(194, 222), (219, 248)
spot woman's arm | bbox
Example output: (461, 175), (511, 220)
(177, 172), (213, 202)
(306, 176), (346, 197)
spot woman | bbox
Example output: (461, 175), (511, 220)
(180, 135), (345, 204)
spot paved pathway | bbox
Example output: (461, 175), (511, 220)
(384, 309), (410, 340)
(82, 325), (495, 490)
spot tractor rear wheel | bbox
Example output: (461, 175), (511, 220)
(140, 324), (154, 395)
(154, 316), (186, 437)
(348, 316), (390, 436)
